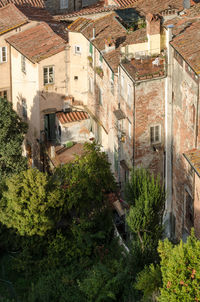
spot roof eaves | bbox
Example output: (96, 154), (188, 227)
(183, 152), (200, 178)
(0, 20), (28, 35)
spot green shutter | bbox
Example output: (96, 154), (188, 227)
(99, 53), (103, 62)
(112, 72), (114, 81)
(89, 42), (93, 54)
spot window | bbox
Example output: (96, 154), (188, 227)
(111, 71), (114, 95)
(74, 76), (78, 80)
(0, 47), (7, 63)
(0, 90), (7, 99)
(98, 87), (102, 105)
(22, 99), (27, 119)
(43, 66), (54, 85)
(99, 53), (103, 64)
(185, 189), (194, 233)
(89, 42), (93, 55)
(127, 83), (132, 107)
(21, 55), (26, 74)
(75, 45), (81, 54)
(60, 0), (68, 8)
(150, 125), (161, 144)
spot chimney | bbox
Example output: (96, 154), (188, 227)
(146, 13), (160, 36)
(105, 37), (116, 53)
(146, 13), (161, 55)
(183, 0), (190, 9)
(167, 24), (174, 43)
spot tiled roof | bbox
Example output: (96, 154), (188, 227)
(170, 20), (200, 74)
(68, 13), (147, 72)
(121, 56), (165, 81)
(113, 0), (137, 7)
(131, 0), (185, 15)
(54, 3), (118, 20)
(0, 0), (45, 8)
(183, 148), (200, 177)
(6, 22), (66, 63)
(53, 143), (85, 165)
(0, 3), (28, 34)
(56, 111), (89, 124)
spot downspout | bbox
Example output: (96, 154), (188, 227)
(163, 25), (174, 239)
(132, 83), (136, 167)
(9, 44), (12, 103)
(117, 65), (121, 185)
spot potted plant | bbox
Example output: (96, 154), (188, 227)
(94, 66), (103, 78)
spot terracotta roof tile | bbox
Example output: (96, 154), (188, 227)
(121, 56), (165, 81)
(131, 0), (185, 15)
(68, 12), (147, 72)
(54, 2), (118, 20)
(184, 148), (200, 177)
(6, 22), (66, 62)
(0, 3), (28, 34)
(170, 20), (200, 74)
(0, 0), (45, 8)
(56, 110), (89, 124)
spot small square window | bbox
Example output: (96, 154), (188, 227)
(75, 45), (81, 54)
(74, 76), (78, 80)
(60, 0), (68, 9)
(150, 125), (161, 144)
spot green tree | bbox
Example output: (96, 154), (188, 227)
(0, 98), (27, 178)
(158, 230), (200, 302)
(126, 168), (165, 263)
(0, 168), (65, 236)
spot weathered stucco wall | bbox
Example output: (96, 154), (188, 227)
(172, 52), (198, 239)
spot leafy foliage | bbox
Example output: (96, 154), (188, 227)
(126, 169), (165, 262)
(134, 264), (162, 302)
(0, 168), (65, 236)
(158, 230), (200, 302)
(0, 98), (27, 178)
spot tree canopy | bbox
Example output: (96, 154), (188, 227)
(0, 168), (65, 236)
(158, 231), (200, 302)
(0, 98), (28, 178)
(125, 168), (165, 262)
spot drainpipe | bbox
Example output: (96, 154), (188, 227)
(117, 65), (121, 185)
(132, 83), (136, 167)
(163, 24), (174, 239)
(9, 44), (12, 103)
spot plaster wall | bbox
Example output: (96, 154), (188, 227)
(172, 54), (198, 238)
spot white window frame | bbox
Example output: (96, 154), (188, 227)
(75, 45), (81, 54)
(43, 66), (54, 85)
(21, 55), (26, 74)
(150, 125), (161, 144)
(0, 46), (7, 63)
(60, 0), (68, 9)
